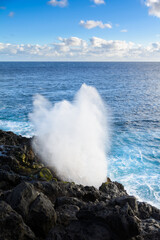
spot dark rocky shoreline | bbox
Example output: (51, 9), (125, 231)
(0, 129), (159, 240)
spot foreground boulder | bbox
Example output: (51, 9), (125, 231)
(0, 201), (36, 240)
(6, 182), (39, 220)
(0, 130), (160, 240)
(27, 193), (57, 238)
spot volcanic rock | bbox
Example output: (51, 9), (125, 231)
(0, 130), (160, 240)
(6, 181), (39, 220)
(27, 193), (57, 238)
(0, 201), (36, 240)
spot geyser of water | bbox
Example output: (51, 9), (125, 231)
(30, 84), (109, 188)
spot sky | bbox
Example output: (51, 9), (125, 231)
(0, 0), (160, 61)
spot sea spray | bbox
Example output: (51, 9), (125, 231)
(30, 84), (109, 187)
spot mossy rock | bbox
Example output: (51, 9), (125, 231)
(38, 167), (53, 181)
(21, 153), (26, 163)
(21, 153), (29, 166)
(15, 165), (35, 175)
(32, 163), (44, 169)
(61, 181), (68, 184)
(100, 178), (112, 191)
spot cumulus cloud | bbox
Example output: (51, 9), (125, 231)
(90, 37), (134, 57)
(145, 0), (160, 18)
(52, 37), (87, 55)
(48, 0), (68, 7)
(0, 43), (53, 56)
(1, 37), (160, 61)
(8, 12), (15, 17)
(80, 20), (112, 29)
(58, 36), (87, 47)
(146, 41), (160, 52)
(91, 0), (105, 5)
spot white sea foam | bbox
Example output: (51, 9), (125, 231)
(30, 84), (109, 188)
(0, 120), (33, 137)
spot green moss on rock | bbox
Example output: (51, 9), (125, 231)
(100, 178), (112, 191)
(38, 167), (53, 181)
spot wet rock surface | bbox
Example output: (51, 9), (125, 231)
(0, 130), (160, 240)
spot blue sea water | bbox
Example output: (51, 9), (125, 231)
(0, 62), (160, 208)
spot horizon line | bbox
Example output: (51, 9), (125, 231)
(0, 60), (160, 63)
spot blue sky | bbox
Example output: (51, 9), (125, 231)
(0, 0), (160, 61)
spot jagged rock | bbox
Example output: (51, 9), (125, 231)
(138, 202), (160, 220)
(82, 186), (100, 202)
(0, 169), (21, 190)
(6, 181), (39, 220)
(58, 182), (104, 202)
(46, 225), (66, 240)
(55, 196), (86, 208)
(65, 220), (118, 240)
(56, 204), (80, 226)
(140, 218), (160, 239)
(0, 130), (160, 240)
(27, 193), (57, 238)
(0, 130), (28, 146)
(112, 195), (138, 212)
(0, 201), (36, 240)
(76, 201), (140, 239)
(0, 130), (52, 182)
(99, 181), (127, 199)
(33, 180), (63, 203)
(0, 130), (35, 164)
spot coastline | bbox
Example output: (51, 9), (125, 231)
(0, 129), (160, 240)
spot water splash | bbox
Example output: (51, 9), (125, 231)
(30, 84), (109, 187)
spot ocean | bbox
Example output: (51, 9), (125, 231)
(0, 62), (160, 208)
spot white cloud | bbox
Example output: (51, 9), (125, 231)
(145, 0), (160, 18)
(90, 37), (108, 47)
(1, 37), (160, 61)
(8, 12), (15, 17)
(146, 41), (160, 51)
(52, 37), (87, 56)
(48, 0), (68, 7)
(58, 37), (87, 47)
(91, 0), (105, 5)
(121, 29), (128, 32)
(80, 20), (112, 29)
(90, 37), (134, 55)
